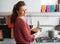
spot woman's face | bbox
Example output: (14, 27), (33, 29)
(17, 5), (27, 16)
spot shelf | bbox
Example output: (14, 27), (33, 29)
(0, 24), (7, 25)
(39, 25), (56, 27)
(0, 12), (60, 17)
(0, 12), (11, 16)
(26, 12), (60, 17)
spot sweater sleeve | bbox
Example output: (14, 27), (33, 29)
(19, 19), (35, 42)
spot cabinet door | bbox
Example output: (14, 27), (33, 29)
(0, 25), (11, 38)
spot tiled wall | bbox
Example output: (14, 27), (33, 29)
(25, 14), (59, 37)
(25, 17), (59, 27)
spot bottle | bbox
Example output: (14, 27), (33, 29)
(41, 5), (46, 13)
(46, 5), (50, 12)
(50, 5), (55, 12)
(58, 0), (60, 12)
(55, 4), (59, 12)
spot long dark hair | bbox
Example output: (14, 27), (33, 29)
(10, 1), (26, 24)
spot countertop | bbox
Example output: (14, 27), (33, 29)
(1, 38), (60, 44)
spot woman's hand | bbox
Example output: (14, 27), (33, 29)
(33, 31), (40, 39)
(32, 27), (41, 33)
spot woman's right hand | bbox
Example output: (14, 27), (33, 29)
(33, 31), (40, 39)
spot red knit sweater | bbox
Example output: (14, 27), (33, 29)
(13, 18), (34, 44)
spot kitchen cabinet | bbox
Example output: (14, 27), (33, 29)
(7, 15), (14, 38)
(0, 14), (12, 38)
(0, 25), (11, 38)
(0, 12), (14, 38)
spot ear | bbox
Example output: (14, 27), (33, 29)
(16, 10), (19, 14)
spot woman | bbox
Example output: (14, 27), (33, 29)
(10, 1), (40, 44)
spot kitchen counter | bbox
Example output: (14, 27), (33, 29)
(30, 40), (60, 44)
(31, 37), (60, 44)
(11, 38), (60, 44)
(1, 38), (60, 44)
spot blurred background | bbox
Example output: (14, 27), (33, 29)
(0, 0), (60, 44)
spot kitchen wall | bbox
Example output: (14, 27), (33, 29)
(26, 13), (59, 37)
(0, 0), (18, 12)
(0, 0), (58, 12)
(25, 13), (59, 37)
(0, 0), (59, 37)
(41, 0), (57, 5)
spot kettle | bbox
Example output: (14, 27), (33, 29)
(48, 30), (54, 39)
